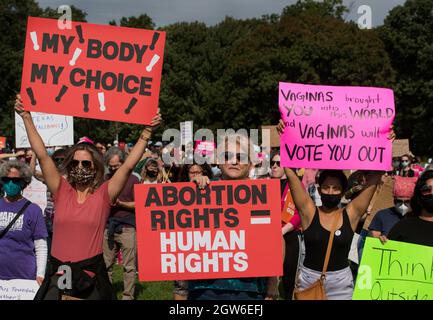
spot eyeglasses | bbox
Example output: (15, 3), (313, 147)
(271, 160), (281, 167)
(394, 199), (410, 206)
(71, 159), (93, 169)
(420, 184), (433, 196)
(1, 177), (24, 184)
(219, 151), (249, 163)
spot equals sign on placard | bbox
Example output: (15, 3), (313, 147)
(250, 210), (271, 225)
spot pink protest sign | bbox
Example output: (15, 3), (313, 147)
(279, 82), (395, 170)
(194, 141), (215, 156)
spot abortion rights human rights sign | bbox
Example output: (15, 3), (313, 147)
(20, 17), (166, 125)
(134, 180), (283, 281)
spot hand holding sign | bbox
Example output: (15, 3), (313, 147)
(15, 94), (31, 119)
(140, 108), (162, 141)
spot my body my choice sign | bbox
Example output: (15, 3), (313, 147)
(279, 82), (395, 170)
(353, 237), (433, 300)
(21, 17), (166, 125)
(134, 179), (282, 281)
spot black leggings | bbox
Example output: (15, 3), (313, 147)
(281, 231), (300, 300)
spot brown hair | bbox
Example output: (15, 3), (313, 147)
(59, 143), (105, 191)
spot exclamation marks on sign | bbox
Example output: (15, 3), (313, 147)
(69, 48), (82, 66)
(146, 32), (161, 72)
(149, 32), (160, 51)
(250, 210), (271, 225)
(75, 25), (85, 44)
(98, 92), (106, 112)
(124, 97), (138, 114)
(26, 87), (36, 105)
(146, 54), (160, 72)
(30, 31), (40, 51)
(55, 85), (68, 102)
(83, 94), (89, 112)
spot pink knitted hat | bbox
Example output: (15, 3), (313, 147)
(393, 176), (417, 199)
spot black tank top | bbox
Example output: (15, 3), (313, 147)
(303, 208), (354, 272)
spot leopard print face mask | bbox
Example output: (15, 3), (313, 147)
(69, 166), (96, 185)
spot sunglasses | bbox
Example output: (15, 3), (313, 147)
(420, 184), (433, 195)
(54, 157), (65, 163)
(271, 160), (281, 167)
(1, 177), (24, 184)
(219, 151), (249, 163)
(71, 159), (93, 169)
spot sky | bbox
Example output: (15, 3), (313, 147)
(36, 0), (407, 28)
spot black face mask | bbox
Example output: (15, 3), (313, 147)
(420, 195), (433, 214)
(146, 170), (158, 178)
(321, 194), (342, 209)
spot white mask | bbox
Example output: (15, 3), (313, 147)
(396, 204), (409, 216)
(211, 166), (221, 177)
(249, 168), (256, 179)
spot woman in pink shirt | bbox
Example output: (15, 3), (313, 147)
(15, 95), (161, 300)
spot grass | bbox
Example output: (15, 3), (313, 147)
(112, 264), (173, 300)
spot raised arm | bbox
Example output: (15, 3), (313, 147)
(0, 150), (25, 160)
(15, 95), (61, 195)
(283, 168), (316, 229)
(29, 149), (45, 182)
(108, 111), (162, 203)
(277, 119), (316, 228)
(346, 171), (383, 230)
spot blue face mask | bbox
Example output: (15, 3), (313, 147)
(2, 181), (24, 197)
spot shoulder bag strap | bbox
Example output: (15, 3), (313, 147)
(321, 210), (341, 277)
(0, 200), (31, 239)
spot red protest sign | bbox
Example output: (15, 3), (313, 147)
(134, 179), (282, 281)
(0, 137), (6, 149)
(20, 17), (165, 125)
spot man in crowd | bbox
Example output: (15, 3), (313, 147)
(369, 176), (417, 238)
(103, 147), (140, 300)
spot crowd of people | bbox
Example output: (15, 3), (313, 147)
(0, 95), (432, 300)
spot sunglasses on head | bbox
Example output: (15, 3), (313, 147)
(271, 160), (280, 167)
(71, 159), (93, 169)
(1, 177), (24, 184)
(420, 184), (433, 195)
(219, 151), (248, 163)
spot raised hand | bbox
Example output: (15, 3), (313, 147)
(191, 175), (210, 189)
(14, 94), (31, 118)
(388, 125), (396, 142)
(276, 119), (286, 136)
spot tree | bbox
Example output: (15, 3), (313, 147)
(0, 0), (42, 148)
(109, 14), (155, 29)
(0, 1), (89, 148)
(380, 0), (433, 156)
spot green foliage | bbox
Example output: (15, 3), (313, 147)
(109, 14), (155, 29)
(112, 265), (172, 300)
(379, 0), (433, 155)
(0, 0), (431, 156)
